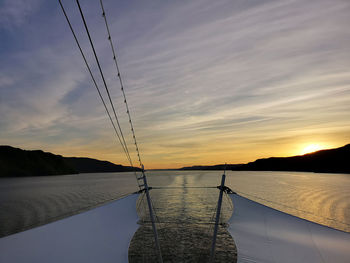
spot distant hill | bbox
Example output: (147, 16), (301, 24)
(0, 146), (77, 177)
(0, 146), (140, 177)
(64, 157), (140, 173)
(178, 144), (350, 174)
(232, 144), (350, 174)
(179, 164), (242, 171)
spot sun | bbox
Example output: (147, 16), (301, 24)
(300, 144), (325, 155)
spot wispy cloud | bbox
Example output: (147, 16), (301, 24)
(0, 0), (42, 29)
(1, 0), (350, 168)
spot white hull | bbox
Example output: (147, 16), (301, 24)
(228, 194), (350, 263)
(0, 194), (139, 263)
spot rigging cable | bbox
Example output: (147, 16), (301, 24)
(58, 3), (162, 260)
(99, 0), (144, 168)
(58, 0), (131, 166)
(75, 0), (134, 167)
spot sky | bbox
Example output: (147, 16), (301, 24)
(0, 0), (349, 169)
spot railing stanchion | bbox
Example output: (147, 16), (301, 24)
(142, 167), (163, 263)
(210, 169), (226, 262)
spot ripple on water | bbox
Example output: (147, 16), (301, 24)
(1, 170), (349, 259)
(128, 187), (237, 262)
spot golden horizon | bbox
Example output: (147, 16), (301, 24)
(9, 141), (346, 170)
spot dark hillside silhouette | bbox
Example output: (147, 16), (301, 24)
(0, 146), (77, 177)
(178, 144), (349, 174)
(0, 146), (140, 177)
(64, 157), (141, 173)
(232, 144), (350, 173)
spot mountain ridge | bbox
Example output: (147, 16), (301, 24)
(179, 144), (350, 174)
(233, 144), (350, 173)
(0, 145), (140, 177)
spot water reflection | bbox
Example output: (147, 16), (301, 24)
(128, 173), (237, 262)
(224, 171), (350, 232)
(1, 170), (349, 241)
(0, 173), (138, 237)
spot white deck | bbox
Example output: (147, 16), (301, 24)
(228, 194), (350, 263)
(0, 194), (139, 263)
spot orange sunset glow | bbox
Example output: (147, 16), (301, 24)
(0, 0), (349, 169)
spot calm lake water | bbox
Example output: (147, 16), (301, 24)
(1, 170), (349, 259)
